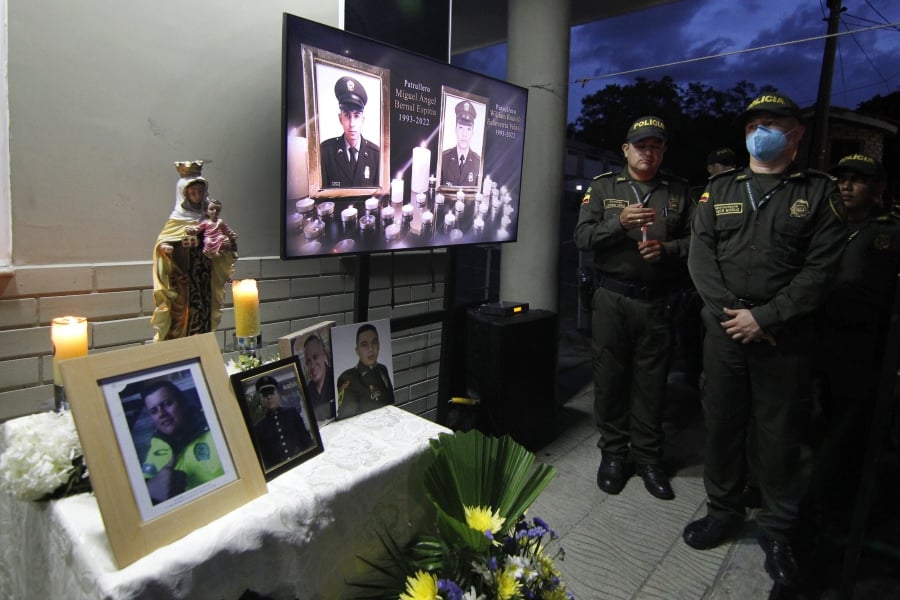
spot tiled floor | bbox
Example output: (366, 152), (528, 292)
(527, 329), (900, 599)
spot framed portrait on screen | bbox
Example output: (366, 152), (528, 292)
(437, 87), (488, 194)
(303, 46), (391, 198)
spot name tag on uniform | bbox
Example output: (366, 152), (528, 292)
(715, 203), (743, 216)
(603, 199), (628, 210)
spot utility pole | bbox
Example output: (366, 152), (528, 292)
(807, 0), (844, 170)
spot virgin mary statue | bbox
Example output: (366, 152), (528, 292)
(150, 161), (237, 341)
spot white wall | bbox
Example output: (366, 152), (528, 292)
(8, 0), (339, 265)
(0, 1), (447, 422)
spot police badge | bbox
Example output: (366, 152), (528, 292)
(789, 199), (810, 218)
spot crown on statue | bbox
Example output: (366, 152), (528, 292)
(174, 160), (204, 178)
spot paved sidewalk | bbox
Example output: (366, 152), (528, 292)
(529, 376), (774, 599)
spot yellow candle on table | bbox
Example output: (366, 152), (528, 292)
(232, 279), (260, 337)
(51, 316), (88, 385)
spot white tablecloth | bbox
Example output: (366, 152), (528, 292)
(0, 406), (450, 599)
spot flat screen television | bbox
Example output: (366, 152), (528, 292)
(281, 13), (528, 259)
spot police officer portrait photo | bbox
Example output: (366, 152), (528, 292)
(305, 50), (390, 197)
(331, 319), (395, 420)
(104, 365), (237, 519)
(437, 88), (487, 192)
(230, 356), (323, 479)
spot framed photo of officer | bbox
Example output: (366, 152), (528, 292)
(302, 45), (391, 198)
(58, 333), (266, 569)
(230, 356), (324, 481)
(437, 87), (488, 194)
(331, 319), (395, 420)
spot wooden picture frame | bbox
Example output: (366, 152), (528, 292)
(59, 333), (266, 569)
(302, 45), (391, 198)
(277, 320), (337, 426)
(230, 356), (324, 480)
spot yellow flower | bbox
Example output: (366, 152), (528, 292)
(496, 567), (522, 599)
(398, 570), (438, 600)
(464, 505), (506, 536)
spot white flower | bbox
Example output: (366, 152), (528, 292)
(0, 411), (84, 501)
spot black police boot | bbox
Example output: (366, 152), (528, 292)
(596, 454), (630, 495)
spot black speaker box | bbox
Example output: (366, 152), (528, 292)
(465, 307), (559, 449)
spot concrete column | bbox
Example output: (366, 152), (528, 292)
(500, 0), (570, 311)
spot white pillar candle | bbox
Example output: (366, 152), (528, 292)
(482, 175), (493, 196)
(232, 280), (260, 338)
(411, 146), (431, 193)
(391, 177), (404, 205)
(286, 132), (309, 200)
(51, 316), (88, 385)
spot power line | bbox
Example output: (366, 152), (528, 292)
(570, 21), (900, 87)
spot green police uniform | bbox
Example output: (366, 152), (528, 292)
(810, 212), (900, 528)
(574, 170), (692, 465)
(142, 429), (224, 492)
(688, 165), (846, 541)
(336, 362), (395, 418)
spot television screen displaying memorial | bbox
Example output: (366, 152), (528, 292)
(282, 13), (528, 259)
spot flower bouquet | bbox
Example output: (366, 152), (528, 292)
(354, 429), (572, 600)
(0, 411), (91, 501)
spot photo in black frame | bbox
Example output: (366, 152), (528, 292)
(282, 12), (528, 259)
(230, 356), (324, 480)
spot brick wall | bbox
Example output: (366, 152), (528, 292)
(0, 252), (447, 422)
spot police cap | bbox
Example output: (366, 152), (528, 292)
(455, 100), (477, 126)
(626, 116), (667, 143)
(829, 153), (885, 180)
(334, 76), (368, 111)
(255, 375), (279, 394)
(706, 147), (736, 166)
(741, 92), (801, 123)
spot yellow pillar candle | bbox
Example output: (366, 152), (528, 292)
(232, 279), (260, 337)
(51, 316), (88, 385)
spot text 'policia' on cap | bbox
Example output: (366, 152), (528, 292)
(829, 153), (885, 179)
(741, 93), (801, 122)
(626, 116), (666, 143)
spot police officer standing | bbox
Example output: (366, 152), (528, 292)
(320, 76), (380, 189)
(807, 154), (900, 552)
(440, 100), (481, 187)
(683, 92), (847, 589)
(574, 116), (692, 501)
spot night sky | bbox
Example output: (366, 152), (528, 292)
(453, 0), (900, 124)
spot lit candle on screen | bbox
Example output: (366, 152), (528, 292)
(411, 146), (431, 193)
(232, 279), (260, 338)
(482, 175), (493, 196)
(51, 316), (88, 385)
(286, 130), (309, 200)
(391, 177), (404, 205)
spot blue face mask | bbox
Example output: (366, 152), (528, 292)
(745, 125), (789, 162)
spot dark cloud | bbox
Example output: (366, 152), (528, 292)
(454, 0), (900, 121)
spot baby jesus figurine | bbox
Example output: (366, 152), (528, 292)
(188, 199), (238, 259)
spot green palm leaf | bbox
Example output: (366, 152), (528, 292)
(423, 430), (556, 550)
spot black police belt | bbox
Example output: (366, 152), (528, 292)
(596, 273), (668, 301)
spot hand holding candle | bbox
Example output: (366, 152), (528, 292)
(232, 279), (260, 338)
(51, 316), (88, 385)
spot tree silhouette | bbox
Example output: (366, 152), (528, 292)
(569, 78), (775, 184)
